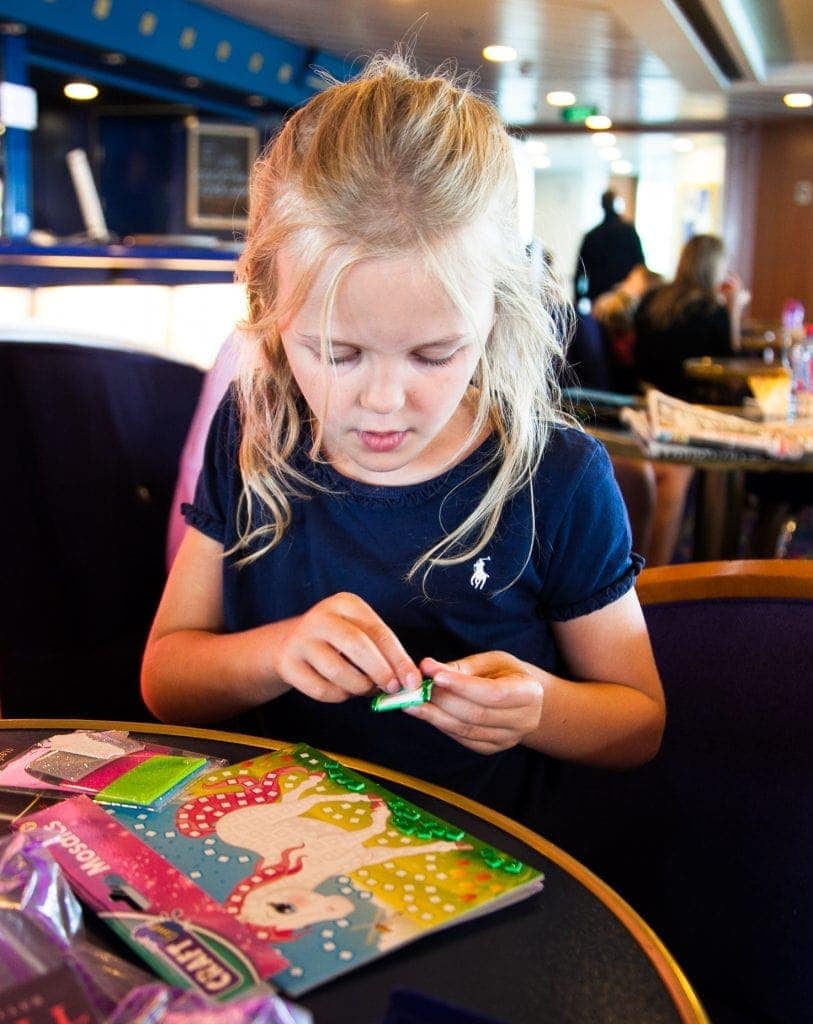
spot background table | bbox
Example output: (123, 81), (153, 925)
(589, 423), (813, 560)
(0, 720), (706, 1024)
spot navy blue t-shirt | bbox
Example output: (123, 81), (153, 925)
(183, 395), (641, 825)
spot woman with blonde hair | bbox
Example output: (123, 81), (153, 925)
(634, 233), (749, 399)
(142, 55), (663, 828)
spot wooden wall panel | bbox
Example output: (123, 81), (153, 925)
(750, 122), (813, 323)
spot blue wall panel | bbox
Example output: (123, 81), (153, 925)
(0, 0), (351, 107)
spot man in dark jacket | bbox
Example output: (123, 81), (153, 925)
(575, 190), (644, 306)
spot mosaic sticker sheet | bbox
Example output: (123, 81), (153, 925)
(110, 743), (544, 996)
(0, 730), (224, 810)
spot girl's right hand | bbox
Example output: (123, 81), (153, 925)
(273, 592), (422, 703)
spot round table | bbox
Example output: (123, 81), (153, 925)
(0, 720), (708, 1024)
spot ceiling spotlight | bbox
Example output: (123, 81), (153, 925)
(101, 52), (126, 66)
(591, 132), (616, 147)
(482, 44), (517, 63)
(585, 114), (612, 131)
(546, 90), (575, 107)
(783, 92), (812, 109)
(611, 160), (633, 175)
(64, 82), (99, 101)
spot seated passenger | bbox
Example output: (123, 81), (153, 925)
(591, 264), (662, 394)
(633, 235), (749, 401)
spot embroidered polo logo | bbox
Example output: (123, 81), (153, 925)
(470, 557), (491, 590)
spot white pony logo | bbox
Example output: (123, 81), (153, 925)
(470, 557), (491, 590)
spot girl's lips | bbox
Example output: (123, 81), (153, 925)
(357, 430), (408, 453)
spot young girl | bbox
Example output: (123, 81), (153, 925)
(142, 55), (664, 829)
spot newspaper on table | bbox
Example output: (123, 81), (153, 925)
(620, 390), (813, 460)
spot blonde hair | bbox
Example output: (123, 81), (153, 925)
(644, 235), (724, 330)
(235, 53), (570, 580)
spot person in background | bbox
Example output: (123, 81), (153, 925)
(142, 55), (664, 833)
(633, 234), (749, 401)
(574, 190), (645, 308)
(591, 263), (663, 394)
(631, 235), (750, 565)
(166, 329), (241, 569)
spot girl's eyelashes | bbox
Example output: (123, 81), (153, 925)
(322, 348), (458, 367)
(327, 349), (358, 365)
(299, 334), (463, 367)
(414, 352), (454, 366)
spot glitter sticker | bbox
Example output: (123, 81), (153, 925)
(26, 750), (110, 782)
(371, 678), (433, 713)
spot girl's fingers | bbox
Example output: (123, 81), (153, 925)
(405, 701), (518, 753)
(427, 669), (543, 710)
(284, 658), (356, 703)
(349, 613), (422, 689)
(305, 641), (377, 696)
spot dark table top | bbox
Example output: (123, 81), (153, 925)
(0, 720), (707, 1024)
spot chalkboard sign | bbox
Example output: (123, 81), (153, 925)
(186, 119), (258, 230)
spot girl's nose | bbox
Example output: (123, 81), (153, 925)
(358, 366), (406, 414)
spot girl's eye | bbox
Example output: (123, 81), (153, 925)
(326, 349), (359, 365)
(415, 352), (454, 367)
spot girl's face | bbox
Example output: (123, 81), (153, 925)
(277, 246), (494, 486)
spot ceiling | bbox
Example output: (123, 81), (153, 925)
(198, 0), (813, 127)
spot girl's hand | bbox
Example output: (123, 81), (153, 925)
(274, 592), (421, 703)
(406, 654), (544, 755)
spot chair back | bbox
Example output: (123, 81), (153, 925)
(639, 560), (812, 1023)
(543, 560), (812, 1024)
(0, 340), (203, 720)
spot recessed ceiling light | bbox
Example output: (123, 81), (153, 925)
(101, 52), (126, 66)
(584, 114), (612, 131)
(672, 137), (694, 152)
(591, 132), (616, 147)
(783, 92), (812, 109)
(546, 90), (575, 107)
(64, 82), (98, 101)
(611, 160), (633, 175)
(482, 44), (517, 63)
(598, 147), (622, 160)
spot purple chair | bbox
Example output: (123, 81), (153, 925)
(547, 561), (812, 1024)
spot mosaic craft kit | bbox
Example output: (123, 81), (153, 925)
(106, 743), (545, 996)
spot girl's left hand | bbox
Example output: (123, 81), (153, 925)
(406, 654), (544, 755)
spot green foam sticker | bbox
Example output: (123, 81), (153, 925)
(95, 755), (207, 806)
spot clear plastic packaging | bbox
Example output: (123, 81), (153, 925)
(0, 729), (226, 810)
(0, 830), (310, 1023)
